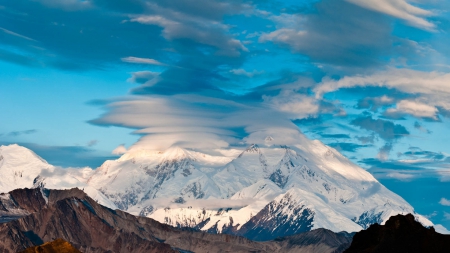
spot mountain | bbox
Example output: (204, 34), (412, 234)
(344, 213), (450, 253)
(0, 144), (116, 209)
(19, 239), (82, 253)
(0, 136), (435, 240)
(85, 138), (433, 239)
(0, 188), (353, 253)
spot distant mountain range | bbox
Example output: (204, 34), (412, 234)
(0, 138), (440, 239)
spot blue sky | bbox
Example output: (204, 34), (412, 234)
(1, 0), (450, 229)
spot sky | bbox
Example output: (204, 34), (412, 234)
(1, 0), (450, 229)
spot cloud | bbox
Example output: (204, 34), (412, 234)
(129, 0), (250, 57)
(315, 69), (450, 118)
(439, 198), (450, 206)
(345, 0), (434, 30)
(414, 121), (431, 133)
(34, 0), (92, 11)
(377, 142), (393, 161)
(90, 94), (302, 152)
(402, 148), (444, 160)
(0, 27), (35, 41)
(319, 133), (350, 139)
(356, 95), (394, 111)
(385, 172), (414, 181)
(357, 134), (376, 144)
(362, 156), (450, 181)
(327, 142), (370, 152)
(121, 56), (166, 66)
(0, 0), (249, 71)
(384, 100), (438, 120)
(86, 140), (98, 147)
(259, 0), (393, 68)
(351, 116), (409, 141)
(112, 144), (127, 155)
(263, 90), (320, 119)
(126, 71), (159, 85)
(444, 212), (450, 221)
(7, 129), (37, 137)
(230, 68), (264, 77)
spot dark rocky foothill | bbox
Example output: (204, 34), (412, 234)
(344, 213), (450, 253)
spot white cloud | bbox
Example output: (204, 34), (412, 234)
(385, 100), (438, 120)
(346, 0), (434, 29)
(121, 57), (166, 66)
(130, 15), (179, 27)
(439, 198), (450, 206)
(263, 91), (319, 119)
(434, 224), (450, 234)
(0, 27), (35, 41)
(386, 172), (415, 181)
(314, 69), (450, 114)
(92, 94), (302, 152)
(112, 144), (127, 155)
(230, 68), (264, 77)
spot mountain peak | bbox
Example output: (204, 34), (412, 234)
(0, 144), (48, 165)
(161, 146), (193, 161)
(238, 144), (260, 158)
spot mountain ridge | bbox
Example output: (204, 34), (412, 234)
(0, 187), (355, 253)
(0, 140), (439, 239)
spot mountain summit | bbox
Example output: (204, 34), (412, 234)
(0, 137), (435, 240)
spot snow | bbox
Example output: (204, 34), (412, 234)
(0, 136), (438, 235)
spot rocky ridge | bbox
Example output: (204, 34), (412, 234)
(0, 188), (353, 253)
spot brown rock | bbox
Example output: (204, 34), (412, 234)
(18, 238), (81, 253)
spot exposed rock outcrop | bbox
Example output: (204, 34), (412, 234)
(18, 238), (81, 253)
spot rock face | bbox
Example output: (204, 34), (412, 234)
(344, 213), (450, 253)
(0, 188), (353, 253)
(273, 229), (354, 253)
(18, 239), (81, 253)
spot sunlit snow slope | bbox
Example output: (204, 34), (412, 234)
(0, 132), (436, 239)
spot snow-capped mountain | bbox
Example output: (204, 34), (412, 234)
(0, 135), (436, 239)
(85, 134), (433, 239)
(0, 144), (116, 209)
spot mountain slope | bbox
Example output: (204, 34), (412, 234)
(0, 145), (116, 209)
(85, 139), (432, 239)
(0, 138), (436, 240)
(0, 188), (353, 253)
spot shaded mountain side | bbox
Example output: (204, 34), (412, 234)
(18, 238), (81, 253)
(0, 188), (353, 253)
(272, 228), (354, 253)
(344, 213), (450, 253)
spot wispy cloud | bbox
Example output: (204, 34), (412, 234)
(6, 129), (37, 137)
(345, 0), (435, 30)
(0, 27), (35, 41)
(121, 56), (166, 66)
